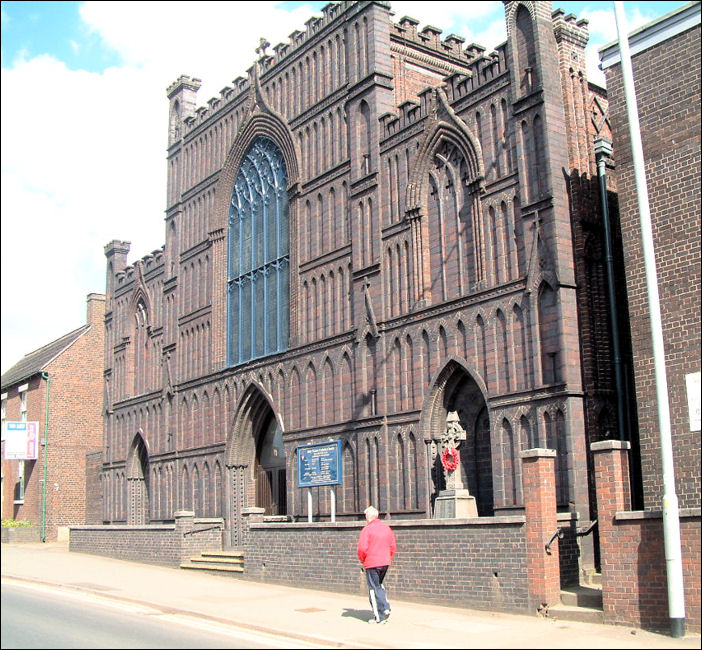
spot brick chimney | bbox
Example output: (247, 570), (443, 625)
(86, 293), (106, 326)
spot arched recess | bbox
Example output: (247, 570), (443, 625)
(224, 382), (286, 547)
(126, 284), (152, 397)
(406, 96), (485, 216)
(126, 432), (149, 525)
(419, 358), (493, 517)
(512, 3), (539, 96)
(404, 90), (486, 307)
(538, 280), (560, 385)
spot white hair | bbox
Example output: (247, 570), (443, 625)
(364, 505), (379, 520)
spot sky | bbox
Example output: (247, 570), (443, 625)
(0, 0), (690, 375)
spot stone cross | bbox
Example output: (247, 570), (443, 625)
(256, 38), (270, 59)
(440, 411), (466, 490)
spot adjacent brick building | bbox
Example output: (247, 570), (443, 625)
(597, 1), (700, 631)
(600, 0), (700, 512)
(1, 294), (105, 540)
(93, 0), (627, 587)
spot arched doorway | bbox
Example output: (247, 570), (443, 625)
(225, 384), (286, 547)
(127, 433), (149, 525)
(425, 361), (494, 517)
(255, 413), (286, 516)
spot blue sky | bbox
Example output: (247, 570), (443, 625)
(0, 1), (691, 373)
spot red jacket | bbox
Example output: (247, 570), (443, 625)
(357, 518), (396, 569)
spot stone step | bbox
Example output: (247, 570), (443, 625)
(582, 570), (603, 587)
(190, 553), (244, 566)
(560, 584), (603, 609)
(180, 549), (245, 574)
(200, 550), (244, 559)
(180, 561), (244, 573)
(547, 603), (605, 625)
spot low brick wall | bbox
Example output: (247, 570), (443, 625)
(593, 440), (701, 633)
(1, 526), (41, 543)
(70, 524), (178, 566)
(69, 512), (224, 568)
(604, 510), (701, 633)
(244, 515), (529, 613)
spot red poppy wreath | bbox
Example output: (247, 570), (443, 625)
(441, 447), (460, 472)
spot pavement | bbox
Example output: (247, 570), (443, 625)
(1, 542), (699, 649)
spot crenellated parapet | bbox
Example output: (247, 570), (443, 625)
(390, 13), (506, 70)
(170, 1), (364, 138)
(551, 8), (589, 48)
(168, 1), (514, 140)
(113, 247), (165, 289)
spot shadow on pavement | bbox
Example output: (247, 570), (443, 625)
(341, 608), (371, 622)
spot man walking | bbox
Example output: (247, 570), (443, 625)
(357, 505), (396, 624)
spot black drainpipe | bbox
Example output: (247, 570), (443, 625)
(594, 137), (626, 442)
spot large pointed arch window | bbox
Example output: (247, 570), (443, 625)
(228, 137), (290, 366)
(427, 140), (475, 301)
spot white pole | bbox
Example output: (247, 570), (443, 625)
(613, 2), (686, 637)
(330, 486), (336, 523)
(307, 487), (313, 523)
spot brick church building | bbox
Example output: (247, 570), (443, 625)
(90, 0), (639, 606)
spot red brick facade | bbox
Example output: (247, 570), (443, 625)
(597, 3), (701, 632)
(1, 294), (105, 539)
(97, 0), (625, 588)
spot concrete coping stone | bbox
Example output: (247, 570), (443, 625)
(69, 525), (175, 531)
(591, 440), (631, 451)
(615, 507), (701, 521)
(250, 515), (526, 529)
(519, 448), (557, 458)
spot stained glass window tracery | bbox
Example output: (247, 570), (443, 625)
(228, 137), (289, 365)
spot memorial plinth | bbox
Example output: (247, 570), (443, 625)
(434, 488), (478, 518)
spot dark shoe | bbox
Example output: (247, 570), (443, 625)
(384, 609), (391, 620)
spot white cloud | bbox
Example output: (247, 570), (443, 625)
(1, 1), (329, 374)
(1, 54), (165, 372)
(78, 1), (325, 103)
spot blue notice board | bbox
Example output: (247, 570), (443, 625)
(297, 440), (342, 487)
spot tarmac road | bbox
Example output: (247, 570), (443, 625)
(1, 580), (293, 649)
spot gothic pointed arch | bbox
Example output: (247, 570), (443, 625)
(419, 357), (493, 516)
(126, 432), (149, 524)
(405, 91), (485, 217)
(404, 89), (487, 306)
(213, 107), (301, 236)
(127, 261), (153, 319)
(224, 134), (292, 366)
(419, 357), (489, 436)
(505, 2), (540, 97)
(225, 381), (283, 471)
(210, 83), (302, 368)
(225, 381), (287, 529)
